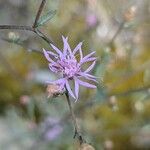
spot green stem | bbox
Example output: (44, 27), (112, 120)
(65, 90), (84, 144)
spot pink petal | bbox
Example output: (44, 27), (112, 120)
(85, 76), (98, 83)
(80, 51), (96, 63)
(46, 50), (58, 57)
(48, 63), (60, 73)
(77, 79), (97, 88)
(73, 42), (82, 55)
(84, 61), (96, 73)
(79, 47), (83, 61)
(65, 80), (76, 99)
(50, 43), (63, 56)
(81, 57), (97, 64)
(83, 75), (98, 83)
(74, 77), (79, 99)
(43, 49), (55, 63)
(46, 78), (66, 85)
(78, 72), (98, 82)
(61, 36), (73, 57)
(84, 73), (98, 79)
(62, 36), (68, 56)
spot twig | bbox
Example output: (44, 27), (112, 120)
(0, 25), (53, 45)
(65, 90), (85, 145)
(33, 0), (46, 28)
(0, 0), (53, 45)
(109, 21), (125, 44)
(34, 28), (54, 44)
(0, 25), (33, 31)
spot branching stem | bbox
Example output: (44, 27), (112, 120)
(33, 0), (46, 28)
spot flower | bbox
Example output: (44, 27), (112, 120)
(86, 14), (98, 28)
(43, 36), (97, 100)
(41, 117), (63, 141)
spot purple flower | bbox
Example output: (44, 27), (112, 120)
(43, 36), (97, 100)
(86, 14), (98, 28)
(45, 125), (63, 141)
(42, 117), (63, 141)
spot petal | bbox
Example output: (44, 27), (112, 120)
(48, 63), (60, 73)
(80, 51), (96, 63)
(43, 49), (55, 63)
(61, 36), (73, 57)
(85, 77), (98, 83)
(74, 77), (79, 99)
(73, 42), (82, 55)
(78, 72), (97, 79)
(78, 72), (98, 83)
(62, 36), (68, 56)
(50, 43), (63, 56)
(46, 78), (66, 85)
(84, 73), (98, 79)
(65, 80), (76, 99)
(77, 79), (97, 88)
(84, 61), (96, 73)
(80, 57), (97, 64)
(79, 47), (83, 61)
(45, 49), (58, 58)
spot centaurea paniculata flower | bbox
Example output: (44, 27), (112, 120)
(43, 36), (97, 100)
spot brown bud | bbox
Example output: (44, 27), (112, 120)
(20, 95), (30, 105)
(124, 6), (137, 21)
(46, 84), (65, 98)
(79, 143), (95, 150)
(108, 96), (118, 111)
(104, 139), (114, 150)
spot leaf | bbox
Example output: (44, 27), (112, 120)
(35, 10), (56, 27)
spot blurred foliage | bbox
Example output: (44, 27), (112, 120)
(0, 0), (150, 149)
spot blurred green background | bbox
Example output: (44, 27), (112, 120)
(0, 0), (150, 149)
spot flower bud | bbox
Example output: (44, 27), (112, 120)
(46, 84), (65, 98)
(79, 143), (95, 150)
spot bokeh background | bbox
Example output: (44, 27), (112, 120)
(0, 0), (150, 149)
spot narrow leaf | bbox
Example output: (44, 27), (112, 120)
(36, 10), (56, 27)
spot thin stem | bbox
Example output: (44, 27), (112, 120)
(0, 1), (54, 48)
(0, 25), (52, 45)
(34, 28), (54, 44)
(0, 25), (33, 31)
(109, 21), (125, 44)
(65, 90), (84, 145)
(33, 0), (46, 28)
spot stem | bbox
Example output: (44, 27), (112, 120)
(0, 25), (33, 31)
(109, 21), (125, 44)
(34, 28), (54, 44)
(65, 90), (84, 145)
(0, 25), (53, 45)
(33, 0), (46, 28)
(0, 1), (54, 50)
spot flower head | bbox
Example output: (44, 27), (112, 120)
(41, 117), (63, 141)
(43, 36), (97, 100)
